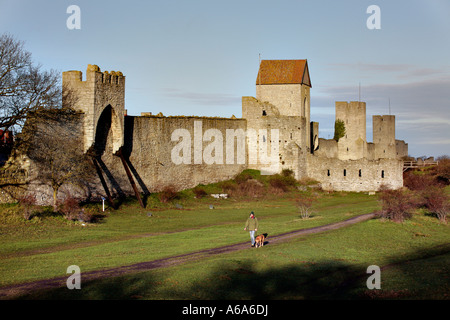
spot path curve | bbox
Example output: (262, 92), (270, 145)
(0, 212), (377, 299)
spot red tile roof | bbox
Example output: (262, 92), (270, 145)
(256, 59), (311, 87)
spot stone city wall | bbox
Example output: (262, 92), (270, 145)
(306, 154), (403, 192)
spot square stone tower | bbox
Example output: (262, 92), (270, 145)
(62, 64), (125, 155)
(373, 115), (396, 159)
(335, 101), (367, 160)
(255, 59), (312, 151)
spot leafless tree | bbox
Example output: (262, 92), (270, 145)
(24, 108), (95, 210)
(0, 33), (61, 136)
(296, 196), (315, 219)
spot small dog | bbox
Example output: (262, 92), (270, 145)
(254, 233), (268, 248)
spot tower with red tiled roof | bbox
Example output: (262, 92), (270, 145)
(254, 60), (312, 151)
(256, 60), (311, 117)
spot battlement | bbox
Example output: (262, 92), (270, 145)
(62, 64), (126, 154)
(63, 64), (125, 86)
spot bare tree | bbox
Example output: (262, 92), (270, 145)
(0, 33), (61, 136)
(24, 108), (95, 210)
(296, 196), (315, 219)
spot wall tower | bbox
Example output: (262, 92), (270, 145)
(255, 59), (312, 152)
(62, 64), (126, 155)
(373, 115), (396, 159)
(335, 101), (367, 160)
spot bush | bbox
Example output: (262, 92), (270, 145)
(403, 171), (440, 191)
(235, 170), (261, 184)
(219, 180), (237, 194)
(193, 186), (208, 199)
(434, 158), (450, 185)
(281, 168), (294, 177)
(58, 196), (81, 221)
(78, 206), (105, 223)
(333, 119), (346, 142)
(158, 185), (179, 203)
(422, 186), (449, 224)
(234, 179), (265, 198)
(378, 188), (419, 222)
(296, 196), (315, 219)
(268, 174), (297, 192)
(18, 194), (38, 220)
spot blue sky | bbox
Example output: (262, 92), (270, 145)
(1, 0), (449, 157)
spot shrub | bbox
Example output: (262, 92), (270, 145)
(268, 174), (297, 192)
(333, 119), (346, 142)
(158, 185), (179, 203)
(58, 196), (81, 221)
(422, 186), (449, 224)
(434, 158), (450, 185)
(296, 196), (315, 219)
(281, 168), (294, 177)
(235, 171), (253, 184)
(235, 179), (265, 198)
(193, 186), (208, 199)
(234, 169), (262, 184)
(403, 171), (440, 191)
(18, 194), (38, 220)
(78, 206), (105, 223)
(378, 188), (419, 222)
(219, 180), (237, 194)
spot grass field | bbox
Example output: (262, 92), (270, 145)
(0, 179), (449, 300)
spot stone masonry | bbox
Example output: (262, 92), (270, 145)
(2, 59), (408, 204)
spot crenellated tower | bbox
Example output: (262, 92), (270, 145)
(62, 64), (125, 155)
(335, 101), (367, 160)
(373, 115), (396, 159)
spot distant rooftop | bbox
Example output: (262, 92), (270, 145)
(256, 59), (311, 87)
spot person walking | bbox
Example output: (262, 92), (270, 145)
(244, 211), (259, 247)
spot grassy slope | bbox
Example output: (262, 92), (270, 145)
(0, 181), (449, 299)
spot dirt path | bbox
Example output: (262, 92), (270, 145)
(0, 212), (377, 299)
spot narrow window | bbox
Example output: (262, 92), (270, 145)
(327, 169), (330, 176)
(343, 169), (347, 177)
(359, 169), (362, 177)
(381, 170), (385, 178)
(262, 110), (267, 116)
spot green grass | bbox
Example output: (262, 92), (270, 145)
(0, 182), (449, 300)
(13, 211), (450, 300)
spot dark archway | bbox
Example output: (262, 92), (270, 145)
(93, 105), (113, 156)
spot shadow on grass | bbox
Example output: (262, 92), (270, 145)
(13, 245), (450, 300)
(15, 260), (368, 300)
